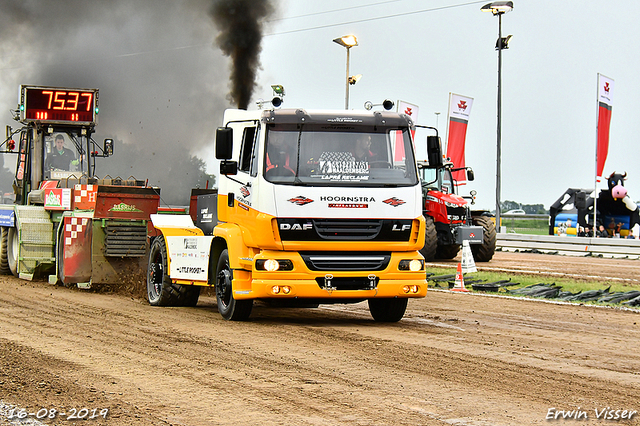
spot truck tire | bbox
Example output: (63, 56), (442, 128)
(7, 227), (19, 277)
(368, 298), (408, 322)
(215, 249), (252, 321)
(147, 237), (200, 306)
(0, 227), (10, 275)
(436, 244), (460, 260)
(419, 216), (437, 261)
(471, 216), (496, 262)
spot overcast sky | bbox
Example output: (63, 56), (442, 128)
(258, 0), (640, 210)
(1, 0), (638, 210)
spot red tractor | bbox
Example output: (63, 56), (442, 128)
(417, 135), (496, 262)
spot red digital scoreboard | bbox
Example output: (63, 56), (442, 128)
(20, 86), (98, 125)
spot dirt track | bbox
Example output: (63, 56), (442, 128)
(1, 251), (639, 425)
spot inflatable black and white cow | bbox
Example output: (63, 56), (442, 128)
(597, 172), (640, 236)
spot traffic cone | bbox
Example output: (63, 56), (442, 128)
(451, 262), (470, 292)
(460, 240), (477, 273)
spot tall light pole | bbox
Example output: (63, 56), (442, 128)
(333, 35), (358, 110)
(481, 1), (512, 233)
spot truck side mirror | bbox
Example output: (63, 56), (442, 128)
(216, 127), (233, 160)
(104, 138), (114, 156)
(466, 168), (475, 181)
(220, 160), (237, 175)
(426, 136), (443, 168)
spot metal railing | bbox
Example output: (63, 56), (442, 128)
(497, 232), (640, 259)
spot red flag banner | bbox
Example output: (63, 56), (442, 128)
(394, 100), (419, 162)
(446, 93), (473, 185)
(596, 74), (614, 180)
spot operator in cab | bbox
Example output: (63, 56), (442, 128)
(45, 134), (78, 171)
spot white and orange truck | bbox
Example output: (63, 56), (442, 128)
(147, 106), (428, 321)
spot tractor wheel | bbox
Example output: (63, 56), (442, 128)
(471, 216), (496, 262)
(147, 237), (200, 306)
(436, 243), (460, 259)
(0, 227), (10, 275)
(368, 298), (408, 322)
(215, 249), (252, 321)
(7, 227), (19, 277)
(419, 216), (437, 261)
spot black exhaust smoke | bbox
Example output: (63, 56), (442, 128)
(210, 0), (275, 110)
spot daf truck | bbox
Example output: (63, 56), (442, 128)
(148, 107), (428, 321)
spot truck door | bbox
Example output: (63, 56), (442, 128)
(230, 123), (260, 225)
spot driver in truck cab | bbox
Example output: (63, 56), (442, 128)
(265, 131), (295, 177)
(45, 134), (78, 171)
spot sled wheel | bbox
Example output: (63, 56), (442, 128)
(7, 227), (19, 277)
(0, 227), (10, 275)
(215, 249), (252, 321)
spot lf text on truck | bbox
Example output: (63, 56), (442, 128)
(0, 85), (159, 285)
(147, 97), (429, 322)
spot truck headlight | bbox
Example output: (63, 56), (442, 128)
(399, 259), (424, 271)
(255, 259), (294, 271)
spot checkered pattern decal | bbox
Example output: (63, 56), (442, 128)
(65, 217), (89, 246)
(73, 184), (97, 209)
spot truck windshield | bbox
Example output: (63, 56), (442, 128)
(264, 124), (418, 186)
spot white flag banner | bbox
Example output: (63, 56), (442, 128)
(397, 100), (419, 123)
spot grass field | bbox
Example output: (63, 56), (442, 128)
(426, 266), (639, 307)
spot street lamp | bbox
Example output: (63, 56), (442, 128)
(333, 34), (358, 109)
(481, 1), (513, 233)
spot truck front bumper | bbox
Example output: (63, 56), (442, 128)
(231, 250), (428, 300)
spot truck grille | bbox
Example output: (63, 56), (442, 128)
(104, 221), (147, 257)
(300, 252), (390, 271)
(313, 219), (382, 240)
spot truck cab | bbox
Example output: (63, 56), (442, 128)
(148, 108), (428, 322)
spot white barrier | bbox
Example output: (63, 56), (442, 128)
(497, 233), (640, 259)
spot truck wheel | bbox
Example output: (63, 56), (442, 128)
(7, 227), (19, 277)
(419, 216), (437, 261)
(471, 216), (496, 262)
(436, 244), (460, 259)
(0, 227), (10, 275)
(215, 249), (252, 321)
(147, 237), (202, 307)
(368, 298), (408, 322)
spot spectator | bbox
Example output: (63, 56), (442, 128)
(627, 230), (636, 239)
(584, 226), (593, 237)
(597, 224), (610, 238)
(577, 226), (585, 237)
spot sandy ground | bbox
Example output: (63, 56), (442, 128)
(0, 251), (639, 425)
